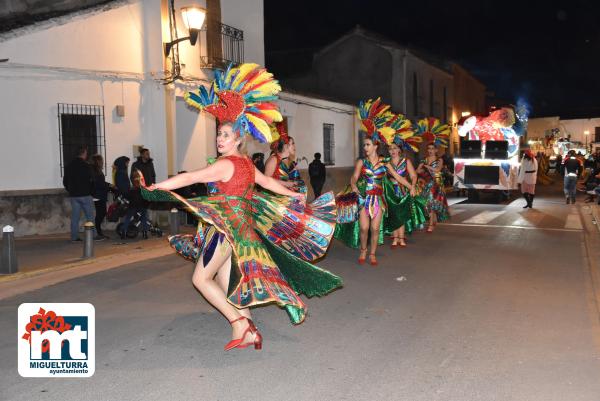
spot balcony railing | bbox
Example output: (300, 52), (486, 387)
(201, 21), (244, 69)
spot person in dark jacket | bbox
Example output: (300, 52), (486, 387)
(63, 145), (101, 242)
(91, 154), (113, 238)
(563, 150), (582, 204)
(252, 152), (265, 173)
(308, 152), (327, 198)
(130, 148), (156, 186)
(113, 156), (131, 195)
(119, 171), (149, 239)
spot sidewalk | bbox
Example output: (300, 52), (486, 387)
(0, 226), (194, 283)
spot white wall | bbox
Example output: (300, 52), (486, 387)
(246, 92), (355, 168)
(221, 0), (264, 65)
(0, 0), (170, 192)
(527, 116), (600, 145)
(559, 118), (600, 144)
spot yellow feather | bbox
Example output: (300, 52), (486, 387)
(261, 109), (283, 122)
(246, 113), (273, 142)
(379, 126), (395, 143)
(231, 63), (259, 89)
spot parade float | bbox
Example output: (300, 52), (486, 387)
(454, 107), (523, 200)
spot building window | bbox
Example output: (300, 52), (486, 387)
(412, 73), (418, 117)
(443, 86), (447, 122)
(595, 127), (600, 143)
(323, 123), (335, 165)
(429, 79), (434, 116)
(58, 103), (106, 176)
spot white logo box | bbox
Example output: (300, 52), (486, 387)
(18, 303), (95, 378)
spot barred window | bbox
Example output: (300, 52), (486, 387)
(58, 103), (106, 176)
(323, 123), (335, 165)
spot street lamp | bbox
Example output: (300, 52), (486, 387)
(163, 6), (207, 57)
(584, 130), (590, 153)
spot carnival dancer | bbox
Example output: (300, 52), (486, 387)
(142, 64), (342, 351)
(383, 114), (427, 248)
(264, 122), (307, 193)
(334, 99), (415, 266)
(415, 118), (451, 233)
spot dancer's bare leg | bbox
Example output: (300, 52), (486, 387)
(369, 210), (383, 255)
(192, 240), (250, 341)
(358, 208), (370, 259)
(215, 253), (252, 320)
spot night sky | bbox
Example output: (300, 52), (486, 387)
(265, 0), (600, 118)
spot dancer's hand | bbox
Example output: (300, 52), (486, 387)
(351, 185), (359, 194)
(147, 184), (157, 191)
(410, 186), (416, 197)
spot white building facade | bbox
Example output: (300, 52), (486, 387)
(0, 0), (356, 236)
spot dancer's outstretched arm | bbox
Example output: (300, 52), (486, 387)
(255, 168), (304, 200)
(151, 159), (233, 191)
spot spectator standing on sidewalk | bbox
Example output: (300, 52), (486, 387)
(113, 156), (131, 195)
(563, 150), (582, 204)
(91, 154), (113, 239)
(63, 145), (102, 242)
(131, 147), (156, 185)
(308, 152), (326, 198)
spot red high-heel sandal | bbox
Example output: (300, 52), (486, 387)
(358, 248), (367, 265)
(399, 237), (407, 247)
(224, 317), (262, 351)
(426, 225), (434, 233)
(390, 237), (399, 249)
(369, 253), (378, 266)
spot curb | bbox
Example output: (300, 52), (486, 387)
(0, 242), (169, 283)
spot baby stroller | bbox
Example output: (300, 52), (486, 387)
(107, 194), (163, 239)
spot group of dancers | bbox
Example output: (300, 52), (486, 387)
(141, 63), (450, 351)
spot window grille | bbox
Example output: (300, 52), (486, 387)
(57, 103), (106, 176)
(323, 123), (335, 165)
(201, 21), (244, 68)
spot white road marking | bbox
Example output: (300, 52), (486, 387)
(462, 211), (505, 225)
(439, 222), (582, 232)
(565, 213), (583, 230)
(450, 208), (466, 217)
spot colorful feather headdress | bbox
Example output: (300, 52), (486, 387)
(184, 63), (282, 143)
(269, 121), (290, 151)
(416, 117), (451, 148)
(384, 114), (421, 152)
(357, 98), (395, 145)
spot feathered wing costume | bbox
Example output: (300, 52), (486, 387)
(333, 98), (395, 248)
(382, 114), (428, 235)
(415, 117), (450, 222)
(142, 64), (341, 324)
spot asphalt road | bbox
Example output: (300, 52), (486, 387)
(2, 188), (600, 401)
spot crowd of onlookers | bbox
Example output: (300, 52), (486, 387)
(554, 149), (600, 204)
(62, 145), (156, 242)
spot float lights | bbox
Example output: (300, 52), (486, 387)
(461, 111), (471, 117)
(163, 6), (206, 57)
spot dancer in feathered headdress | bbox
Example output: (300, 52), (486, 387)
(141, 63), (341, 351)
(334, 99), (416, 266)
(264, 121), (307, 193)
(382, 114), (427, 247)
(415, 117), (451, 232)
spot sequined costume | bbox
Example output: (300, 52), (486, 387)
(143, 155), (341, 324)
(418, 158), (450, 222)
(334, 157), (388, 248)
(383, 158), (428, 235)
(271, 154), (307, 194)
